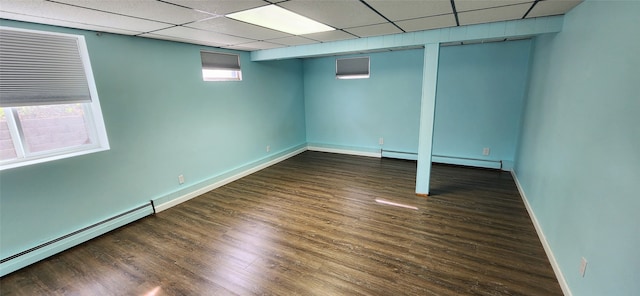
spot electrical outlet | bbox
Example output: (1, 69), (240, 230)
(379, 137), (384, 145)
(579, 257), (588, 277)
(178, 174), (185, 185)
(266, 145), (270, 152)
(482, 147), (490, 156)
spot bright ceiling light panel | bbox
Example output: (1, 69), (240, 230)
(226, 5), (334, 35)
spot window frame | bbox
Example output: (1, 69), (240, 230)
(0, 26), (110, 171)
(202, 68), (243, 81)
(200, 51), (243, 82)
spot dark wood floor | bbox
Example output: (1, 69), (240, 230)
(0, 151), (562, 295)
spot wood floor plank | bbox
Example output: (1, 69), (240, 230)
(0, 151), (563, 295)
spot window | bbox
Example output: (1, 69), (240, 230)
(336, 56), (370, 79)
(0, 26), (109, 170)
(200, 51), (242, 81)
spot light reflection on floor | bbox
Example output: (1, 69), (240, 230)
(374, 199), (419, 210)
(142, 286), (161, 296)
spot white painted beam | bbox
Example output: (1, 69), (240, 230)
(415, 43), (440, 195)
(251, 16), (563, 61)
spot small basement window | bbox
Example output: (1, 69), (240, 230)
(0, 26), (110, 170)
(336, 56), (370, 79)
(201, 51), (242, 81)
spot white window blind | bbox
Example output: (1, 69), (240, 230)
(0, 27), (92, 107)
(0, 26), (109, 171)
(200, 51), (241, 71)
(336, 57), (370, 79)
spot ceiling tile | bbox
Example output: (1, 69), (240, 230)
(54, 0), (214, 25)
(229, 41), (284, 50)
(267, 36), (319, 46)
(396, 14), (457, 32)
(301, 30), (357, 42)
(151, 26), (254, 46)
(454, 0), (533, 12)
(186, 17), (291, 40)
(344, 23), (402, 38)
(223, 45), (256, 51)
(458, 3), (532, 26)
(0, 0), (171, 32)
(0, 0), (581, 51)
(0, 11), (141, 35)
(162, 0), (267, 16)
(366, 0), (453, 21)
(280, 0), (387, 29)
(140, 33), (225, 47)
(526, 0), (583, 18)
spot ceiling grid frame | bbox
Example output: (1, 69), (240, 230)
(0, 0), (583, 51)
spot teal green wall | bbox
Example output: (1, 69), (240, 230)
(514, 0), (640, 295)
(0, 20), (306, 260)
(304, 42), (531, 169)
(303, 49), (424, 154)
(434, 40), (531, 169)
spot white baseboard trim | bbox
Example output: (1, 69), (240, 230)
(511, 170), (572, 296)
(1, 145), (307, 276)
(432, 155), (502, 170)
(0, 203), (153, 277)
(154, 146), (307, 212)
(307, 146), (381, 158)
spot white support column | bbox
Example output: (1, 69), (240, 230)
(415, 43), (440, 195)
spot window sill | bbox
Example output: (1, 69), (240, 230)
(0, 145), (110, 171)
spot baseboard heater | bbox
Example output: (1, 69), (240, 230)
(381, 149), (418, 160)
(432, 154), (503, 170)
(0, 202), (154, 276)
(381, 151), (502, 170)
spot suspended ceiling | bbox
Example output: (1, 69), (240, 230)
(0, 0), (583, 51)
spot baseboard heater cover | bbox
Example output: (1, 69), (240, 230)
(432, 154), (503, 170)
(0, 202), (153, 276)
(307, 145), (381, 158)
(381, 150), (418, 160)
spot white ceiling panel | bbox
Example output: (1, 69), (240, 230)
(0, 0), (584, 51)
(344, 23), (402, 38)
(140, 33), (225, 47)
(396, 14), (457, 32)
(151, 26), (254, 46)
(458, 3), (532, 25)
(225, 44), (258, 51)
(186, 17), (291, 40)
(455, 0), (533, 12)
(527, 0), (583, 18)
(162, 0), (267, 16)
(229, 41), (283, 50)
(280, 0), (386, 29)
(54, 0), (214, 25)
(301, 30), (357, 42)
(267, 36), (319, 46)
(367, 0), (453, 21)
(0, 0), (171, 32)
(0, 11), (141, 35)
